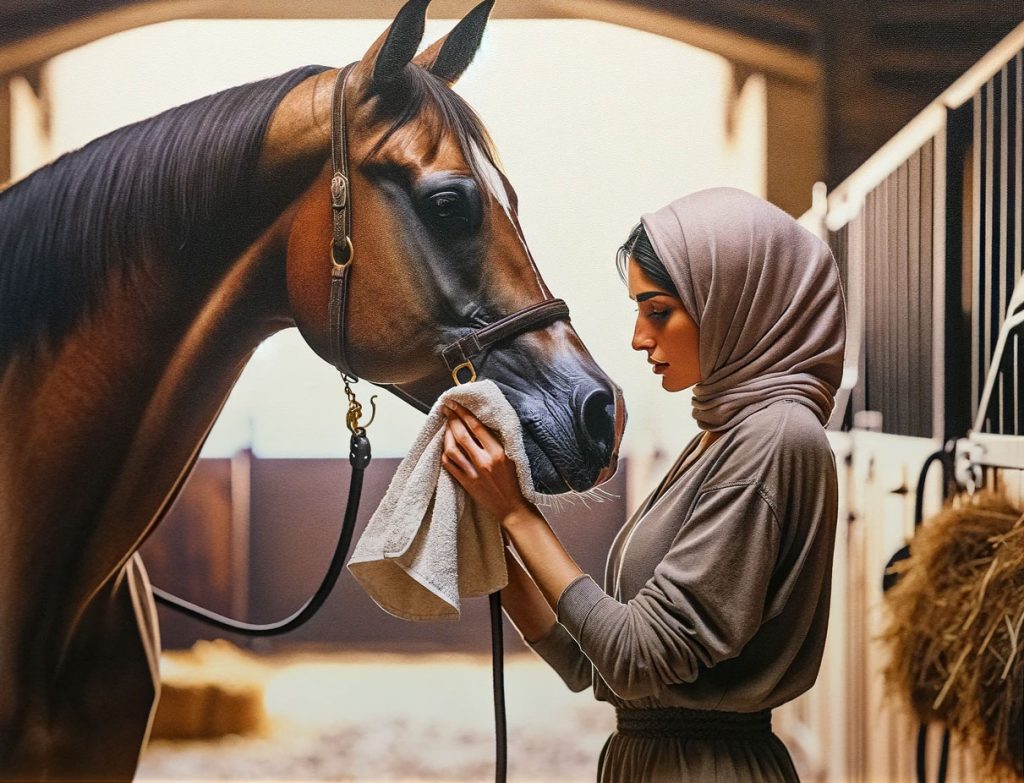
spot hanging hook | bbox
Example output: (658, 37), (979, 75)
(953, 437), (983, 496)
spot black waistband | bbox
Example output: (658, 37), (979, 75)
(615, 707), (772, 740)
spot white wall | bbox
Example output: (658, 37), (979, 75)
(15, 17), (766, 502)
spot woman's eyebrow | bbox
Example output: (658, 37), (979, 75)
(636, 291), (672, 302)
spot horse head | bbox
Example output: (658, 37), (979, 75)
(286, 0), (625, 494)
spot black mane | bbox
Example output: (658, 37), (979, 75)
(0, 65), (327, 362)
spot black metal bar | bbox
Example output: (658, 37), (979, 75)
(867, 192), (878, 419)
(973, 90), (983, 424)
(944, 102), (974, 442)
(1011, 52), (1019, 436)
(998, 65), (1008, 433)
(921, 139), (935, 439)
(1011, 54), (1019, 286)
(984, 76), (996, 431)
(886, 173), (897, 432)
(909, 150), (922, 438)
(897, 158), (910, 435)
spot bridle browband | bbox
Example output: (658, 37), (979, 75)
(325, 63), (570, 395)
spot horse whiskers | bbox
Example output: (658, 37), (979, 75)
(535, 485), (619, 514)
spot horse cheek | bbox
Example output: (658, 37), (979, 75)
(285, 171), (334, 363)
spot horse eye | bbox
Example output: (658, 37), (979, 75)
(431, 192), (459, 215)
(423, 191), (471, 233)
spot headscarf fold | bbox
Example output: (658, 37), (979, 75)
(640, 187), (846, 431)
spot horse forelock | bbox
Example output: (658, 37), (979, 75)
(363, 66), (507, 205)
(0, 64), (329, 364)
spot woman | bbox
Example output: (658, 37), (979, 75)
(440, 187), (847, 782)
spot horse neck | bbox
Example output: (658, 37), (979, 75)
(0, 73), (335, 653)
(0, 220), (283, 633)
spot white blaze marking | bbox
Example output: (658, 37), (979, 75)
(469, 141), (545, 295)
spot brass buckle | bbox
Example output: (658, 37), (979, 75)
(332, 237), (354, 272)
(452, 361), (477, 385)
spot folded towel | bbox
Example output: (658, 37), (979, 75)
(347, 379), (546, 621)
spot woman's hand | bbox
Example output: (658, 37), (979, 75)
(440, 400), (531, 522)
(442, 400), (584, 610)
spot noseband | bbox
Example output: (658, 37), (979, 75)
(325, 64), (570, 400)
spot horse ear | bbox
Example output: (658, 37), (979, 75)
(413, 0), (494, 85)
(365, 0), (431, 89)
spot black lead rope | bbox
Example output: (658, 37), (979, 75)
(490, 592), (508, 782)
(884, 441), (956, 783)
(156, 59), (509, 783)
(914, 444), (954, 783)
(152, 429), (508, 783)
(152, 431), (371, 635)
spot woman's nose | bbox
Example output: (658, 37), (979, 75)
(631, 319), (653, 352)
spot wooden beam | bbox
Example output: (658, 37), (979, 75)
(542, 0), (818, 83)
(0, 0), (819, 84)
(0, 77), (10, 185)
(764, 74), (825, 217)
(876, 2), (1021, 24)
(869, 46), (990, 75)
(684, 0), (817, 36)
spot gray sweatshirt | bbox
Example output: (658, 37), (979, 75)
(530, 399), (838, 712)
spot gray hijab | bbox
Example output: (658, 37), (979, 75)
(640, 187), (846, 432)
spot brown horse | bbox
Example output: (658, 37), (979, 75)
(0, 1), (625, 779)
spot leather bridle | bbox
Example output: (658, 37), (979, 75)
(325, 64), (570, 400)
(156, 64), (572, 783)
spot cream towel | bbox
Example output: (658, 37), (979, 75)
(347, 380), (546, 621)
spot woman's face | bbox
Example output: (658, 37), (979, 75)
(628, 259), (701, 392)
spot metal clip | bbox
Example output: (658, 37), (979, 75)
(343, 376), (377, 435)
(331, 173), (349, 208)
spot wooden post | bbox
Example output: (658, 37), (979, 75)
(764, 75), (825, 217)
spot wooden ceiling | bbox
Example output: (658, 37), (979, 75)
(1, 0), (1020, 188)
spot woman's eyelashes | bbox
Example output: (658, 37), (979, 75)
(648, 308), (670, 321)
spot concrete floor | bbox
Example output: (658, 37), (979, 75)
(136, 646), (614, 782)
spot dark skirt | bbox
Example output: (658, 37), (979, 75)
(597, 708), (800, 782)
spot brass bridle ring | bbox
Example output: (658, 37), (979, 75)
(452, 361), (477, 385)
(332, 236), (355, 270)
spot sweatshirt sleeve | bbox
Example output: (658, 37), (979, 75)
(556, 480), (781, 701)
(523, 622), (592, 692)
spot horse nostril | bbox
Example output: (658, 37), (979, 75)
(579, 386), (615, 454)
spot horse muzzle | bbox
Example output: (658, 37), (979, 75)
(496, 371), (626, 495)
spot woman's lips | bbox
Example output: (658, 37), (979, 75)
(652, 362), (669, 375)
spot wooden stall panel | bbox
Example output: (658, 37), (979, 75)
(140, 458), (241, 650)
(245, 456), (628, 654)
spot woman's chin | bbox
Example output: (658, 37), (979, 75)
(661, 374), (695, 393)
(660, 374), (682, 392)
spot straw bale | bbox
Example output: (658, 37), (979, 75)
(150, 640), (266, 740)
(882, 490), (1024, 781)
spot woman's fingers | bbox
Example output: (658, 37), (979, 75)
(446, 416), (491, 469)
(445, 401), (505, 458)
(441, 407), (527, 520)
(442, 426), (478, 479)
